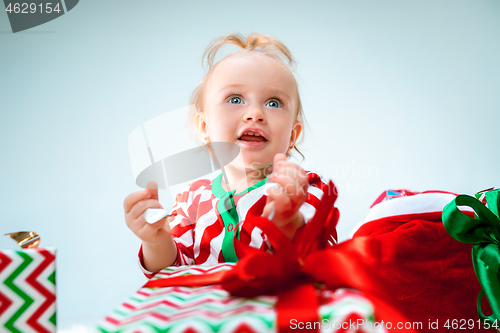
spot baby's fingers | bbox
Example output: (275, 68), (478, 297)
(262, 200), (275, 220)
(128, 199), (163, 221)
(270, 173), (307, 203)
(126, 199), (163, 233)
(267, 186), (294, 220)
(272, 162), (308, 187)
(138, 216), (170, 235)
(124, 190), (151, 213)
(146, 181), (160, 201)
(273, 153), (287, 169)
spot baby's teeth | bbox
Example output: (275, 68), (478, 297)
(244, 132), (261, 136)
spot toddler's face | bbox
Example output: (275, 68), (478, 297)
(198, 52), (302, 171)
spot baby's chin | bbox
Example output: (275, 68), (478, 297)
(243, 161), (273, 176)
(225, 160), (267, 170)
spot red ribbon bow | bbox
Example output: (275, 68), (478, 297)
(145, 181), (416, 332)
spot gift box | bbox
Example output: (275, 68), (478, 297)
(443, 188), (500, 324)
(369, 189), (421, 208)
(99, 180), (417, 333)
(474, 187), (499, 209)
(0, 247), (56, 333)
(98, 263), (389, 333)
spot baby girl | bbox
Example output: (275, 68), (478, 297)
(123, 33), (332, 277)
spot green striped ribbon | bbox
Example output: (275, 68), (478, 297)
(442, 189), (500, 323)
(211, 173), (268, 262)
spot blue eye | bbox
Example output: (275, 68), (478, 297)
(266, 99), (281, 108)
(229, 96), (243, 104)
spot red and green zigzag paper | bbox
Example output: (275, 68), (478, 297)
(0, 248), (56, 333)
(98, 263), (383, 333)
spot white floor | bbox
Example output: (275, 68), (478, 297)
(57, 315), (103, 333)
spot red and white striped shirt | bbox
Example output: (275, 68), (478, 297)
(139, 171), (331, 278)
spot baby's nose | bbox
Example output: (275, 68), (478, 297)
(246, 115), (264, 121)
(244, 106), (266, 122)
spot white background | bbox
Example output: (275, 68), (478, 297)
(1, 0), (499, 330)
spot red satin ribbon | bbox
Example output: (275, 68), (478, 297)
(276, 284), (319, 333)
(144, 181), (416, 333)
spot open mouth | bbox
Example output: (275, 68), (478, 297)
(238, 131), (267, 142)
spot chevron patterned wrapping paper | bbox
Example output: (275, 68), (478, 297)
(0, 248), (56, 333)
(98, 263), (386, 333)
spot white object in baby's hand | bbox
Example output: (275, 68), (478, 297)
(142, 208), (168, 224)
(262, 182), (281, 194)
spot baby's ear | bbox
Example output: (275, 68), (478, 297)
(195, 111), (209, 143)
(289, 121), (303, 146)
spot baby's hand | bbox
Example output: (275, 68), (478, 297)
(124, 181), (173, 245)
(263, 153), (309, 240)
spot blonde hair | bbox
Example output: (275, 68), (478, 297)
(189, 33), (305, 159)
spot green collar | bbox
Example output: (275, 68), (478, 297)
(211, 173), (268, 198)
(212, 172), (268, 262)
